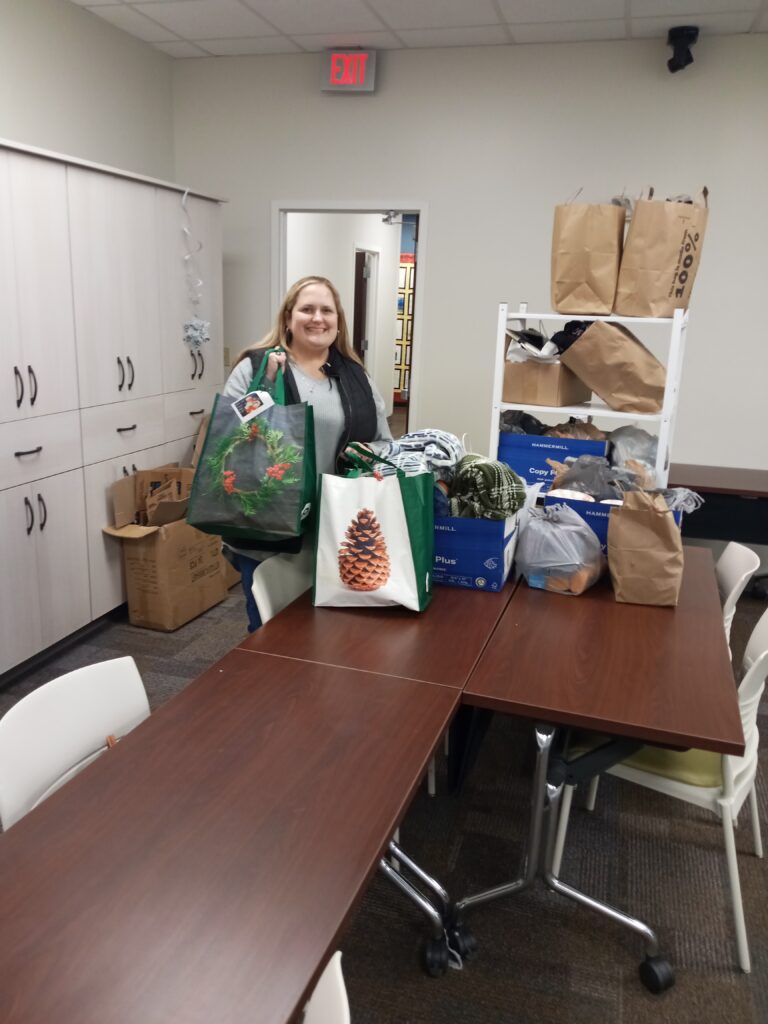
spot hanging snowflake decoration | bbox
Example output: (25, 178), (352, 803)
(180, 190), (210, 349)
(183, 316), (210, 349)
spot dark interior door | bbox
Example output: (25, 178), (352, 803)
(352, 251), (369, 362)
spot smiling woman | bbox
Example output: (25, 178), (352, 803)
(221, 276), (392, 631)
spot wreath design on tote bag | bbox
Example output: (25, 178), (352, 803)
(207, 420), (302, 514)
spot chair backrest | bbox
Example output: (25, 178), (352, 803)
(735, 606), (768, 767)
(302, 951), (350, 1024)
(715, 542), (761, 644)
(251, 547), (313, 624)
(0, 657), (150, 830)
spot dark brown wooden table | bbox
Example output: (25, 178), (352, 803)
(236, 583), (515, 688)
(456, 545), (744, 992)
(464, 545), (744, 754)
(0, 649), (458, 1024)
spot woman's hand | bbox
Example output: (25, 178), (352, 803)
(265, 350), (287, 383)
(344, 442), (373, 463)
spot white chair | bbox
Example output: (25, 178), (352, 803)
(0, 656), (150, 830)
(552, 606), (768, 973)
(251, 547), (314, 623)
(302, 951), (351, 1024)
(716, 542), (761, 652)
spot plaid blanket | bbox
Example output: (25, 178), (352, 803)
(448, 454), (526, 520)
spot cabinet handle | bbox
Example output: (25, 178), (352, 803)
(197, 350), (205, 379)
(116, 424), (137, 434)
(190, 350), (198, 380)
(37, 493), (47, 531)
(14, 446), (43, 458)
(24, 496), (34, 535)
(13, 366), (24, 407)
(126, 356), (135, 390)
(189, 408), (204, 416)
(28, 365), (38, 406)
(117, 356), (125, 391)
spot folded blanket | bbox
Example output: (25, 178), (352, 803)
(369, 429), (465, 480)
(448, 454), (526, 520)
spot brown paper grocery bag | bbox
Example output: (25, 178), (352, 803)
(614, 192), (708, 316)
(560, 320), (665, 413)
(607, 491), (683, 606)
(551, 203), (626, 315)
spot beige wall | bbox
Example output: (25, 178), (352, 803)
(173, 36), (768, 468)
(0, 0), (174, 178)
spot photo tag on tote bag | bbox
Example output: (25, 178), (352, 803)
(231, 390), (274, 423)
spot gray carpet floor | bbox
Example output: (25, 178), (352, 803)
(1, 585), (766, 1024)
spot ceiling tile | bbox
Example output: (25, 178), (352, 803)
(512, 19), (627, 42)
(242, 0), (385, 35)
(290, 30), (403, 51)
(398, 25), (511, 47)
(631, 11), (758, 36)
(196, 36), (302, 55)
(367, 0), (501, 30)
(152, 39), (211, 57)
(86, 5), (177, 42)
(497, 0), (624, 24)
(133, 0), (274, 39)
(631, 0), (759, 15)
(756, 10), (768, 31)
(69, 1), (120, 6)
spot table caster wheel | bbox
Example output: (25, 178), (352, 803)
(423, 937), (449, 977)
(639, 955), (675, 993)
(448, 923), (478, 961)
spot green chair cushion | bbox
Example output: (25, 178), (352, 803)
(567, 734), (723, 788)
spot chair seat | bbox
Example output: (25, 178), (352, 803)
(568, 734), (723, 788)
(619, 745), (722, 788)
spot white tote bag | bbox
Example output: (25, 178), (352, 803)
(312, 470), (432, 611)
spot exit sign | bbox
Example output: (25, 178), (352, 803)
(322, 49), (376, 93)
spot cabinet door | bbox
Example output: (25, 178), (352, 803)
(0, 152), (24, 424)
(69, 169), (162, 407)
(157, 190), (224, 393)
(9, 153), (79, 420)
(0, 483), (42, 673)
(34, 470), (91, 649)
(84, 444), (167, 619)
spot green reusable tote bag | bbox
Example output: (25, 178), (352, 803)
(312, 451), (433, 611)
(187, 351), (316, 543)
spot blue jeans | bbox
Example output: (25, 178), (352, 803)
(229, 553), (263, 633)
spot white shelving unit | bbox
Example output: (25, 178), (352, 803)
(489, 302), (689, 487)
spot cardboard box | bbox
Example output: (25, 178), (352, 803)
(105, 519), (228, 631)
(498, 434), (609, 490)
(503, 360), (590, 407)
(103, 466), (228, 631)
(543, 493), (682, 554)
(433, 514), (518, 592)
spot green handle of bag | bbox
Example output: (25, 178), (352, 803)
(247, 347), (287, 405)
(344, 442), (407, 480)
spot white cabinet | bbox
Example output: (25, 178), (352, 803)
(84, 444), (167, 619)
(0, 151), (79, 424)
(156, 188), (224, 394)
(68, 168), (163, 408)
(489, 303), (688, 488)
(0, 470), (90, 675)
(0, 140), (223, 676)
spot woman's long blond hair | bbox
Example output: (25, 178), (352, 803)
(233, 276), (361, 367)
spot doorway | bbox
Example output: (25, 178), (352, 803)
(272, 201), (428, 434)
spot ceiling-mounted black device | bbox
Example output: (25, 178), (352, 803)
(667, 25), (699, 73)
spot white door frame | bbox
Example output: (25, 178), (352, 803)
(271, 199), (428, 429)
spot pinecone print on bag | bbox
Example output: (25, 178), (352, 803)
(338, 508), (391, 592)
